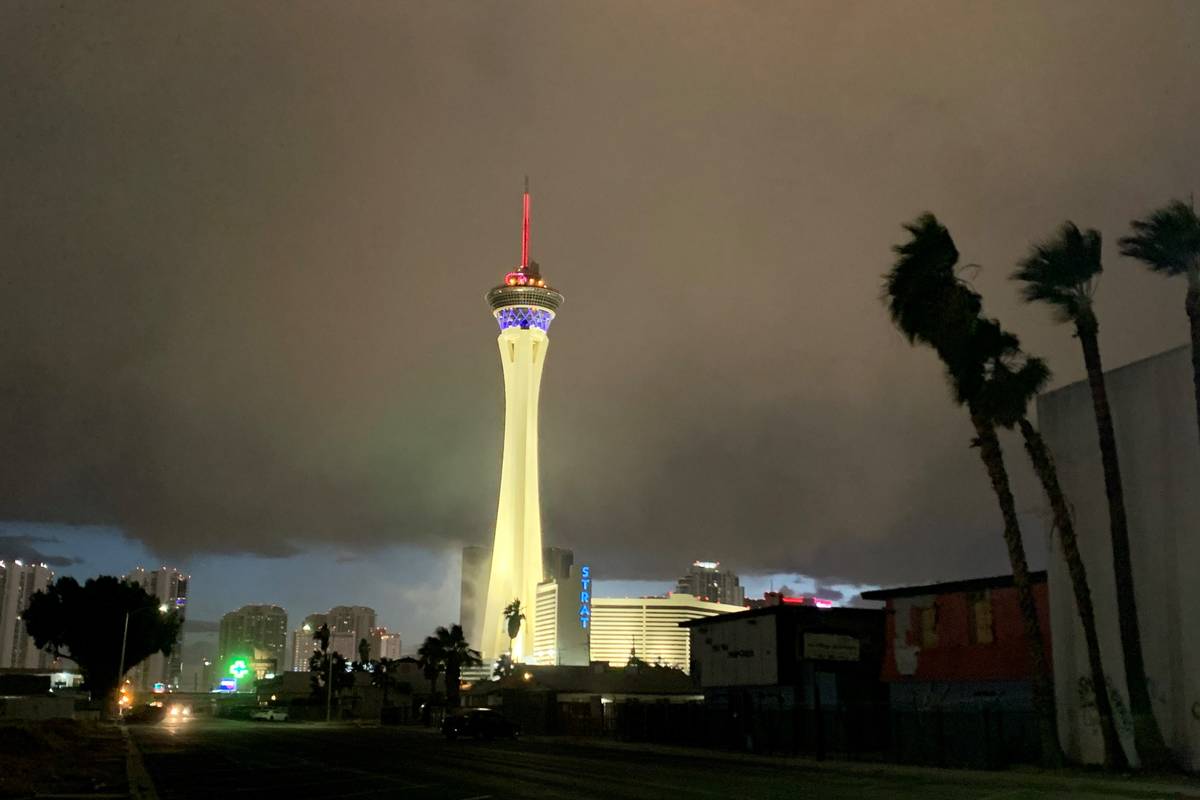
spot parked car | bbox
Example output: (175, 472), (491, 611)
(250, 707), (289, 721)
(442, 708), (519, 741)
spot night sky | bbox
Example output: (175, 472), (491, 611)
(3, 2), (1198, 648)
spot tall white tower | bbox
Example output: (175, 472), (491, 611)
(480, 183), (563, 663)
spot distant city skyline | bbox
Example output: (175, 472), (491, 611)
(0, 522), (886, 665)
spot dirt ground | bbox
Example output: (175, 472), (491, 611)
(0, 719), (127, 798)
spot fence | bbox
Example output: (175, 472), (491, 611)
(609, 702), (1040, 769)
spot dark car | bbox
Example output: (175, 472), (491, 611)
(123, 704), (167, 724)
(441, 708), (520, 741)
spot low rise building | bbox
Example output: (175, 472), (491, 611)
(860, 572), (1051, 711)
(590, 593), (744, 672)
(860, 573), (1050, 767)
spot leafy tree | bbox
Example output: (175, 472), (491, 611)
(371, 658), (408, 708)
(436, 624), (481, 708)
(1015, 222), (1170, 767)
(492, 653), (514, 680)
(885, 214), (1060, 764)
(357, 637), (371, 669)
(1119, 198), (1200, 443)
(503, 599), (525, 661)
(307, 623), (352, 716)
(23, 576), (181, 708)
(308, 650), (353, 702)
(976, 344), (1127, 769)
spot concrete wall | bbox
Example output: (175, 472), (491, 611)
(1038, 345), (1200, 770)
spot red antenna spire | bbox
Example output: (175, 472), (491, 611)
(521, 176), (530, 269)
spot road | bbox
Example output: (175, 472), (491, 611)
(129, 718), (1182, 800)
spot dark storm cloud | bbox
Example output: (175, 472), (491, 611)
(182, 618), (220, 635)
(2, 1), (1198, 587)
(0, 535), (80, 567)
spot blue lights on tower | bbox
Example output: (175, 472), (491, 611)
(496, 306), (554, 332)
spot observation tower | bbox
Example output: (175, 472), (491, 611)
(480, 182), (564, 663)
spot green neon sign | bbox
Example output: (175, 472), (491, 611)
(228, 659), (250, 680)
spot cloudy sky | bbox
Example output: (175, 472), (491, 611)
(2, 2), (1198, 649)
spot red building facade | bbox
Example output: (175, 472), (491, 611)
(861, 572), (1051, 708)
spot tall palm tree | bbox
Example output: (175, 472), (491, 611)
(885, 214), (1060, 764)
(1015, 222), (1170, 767)
(978, 350), (1126, 769)
(436, 624), (481, 708)
(1119, 198), (1200, 443)
(502, 599), (525, 662)
(417, 635), (445, 699)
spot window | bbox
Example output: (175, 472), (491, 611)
(968, 591), (994, 645)
(920, 605), (938, 649)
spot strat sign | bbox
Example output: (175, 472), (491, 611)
(579, 565), (592, 629)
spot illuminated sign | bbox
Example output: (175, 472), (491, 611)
(228, 659), (249, 680)
(579, 565), (591, 630)
(217, 679), (237, 692)
(152, 682), (166, 694)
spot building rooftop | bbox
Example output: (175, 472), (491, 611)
(466, 663), (696, 696)
(859, 571), (1047, 601)
(678, 601), (882, 627)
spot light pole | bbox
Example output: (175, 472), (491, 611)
(116, 602), (169, 715)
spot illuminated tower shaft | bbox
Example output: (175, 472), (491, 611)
(481, 187), (563, 663)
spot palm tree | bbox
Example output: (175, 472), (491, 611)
(436, 624), (482, 708)
(1119, 198), (1200, 443)
(1015, 222), (1170, 767)
(417, 635), (445, 699)
(502, 599), (525, 662)
(885, 214), (1060, 764)
(372, 657), (399, 709)
(978, 349), (1126, 769)
(417, 634), (446, 727)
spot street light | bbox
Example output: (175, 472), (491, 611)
(116, 602), (170, 713)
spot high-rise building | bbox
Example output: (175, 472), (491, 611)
(459, 545), (491, 654)
(531, 564), (589, 666)
(218, 604), (288, 679)
(589, 594), (746, 673)
(369, 627), (402, 661)
(288, 607), (377, 669)
(125, 566), (188, 690)
(675, 561), (745, 607)
(0, 560), (54, 669)
(328, 606), (376, 651)
(288, 612), (327, 672)
(542, 547), (574, 582)
(480, 183), (565, 663)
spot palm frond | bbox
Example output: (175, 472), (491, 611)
(1118, 199), (1200, 276)
(1013, 222), (1102, 323)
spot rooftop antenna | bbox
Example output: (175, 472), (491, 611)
(521, 176), (531, 270)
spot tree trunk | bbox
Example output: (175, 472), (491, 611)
(446, 663), (460, 708)
(1019, 418), (1127, 770)
(1186, 281), (1200, 446)
(971, 410), (1061, 766)
(1076, 316), (1172, 768)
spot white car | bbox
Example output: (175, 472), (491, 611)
(250, 708), (288, 721)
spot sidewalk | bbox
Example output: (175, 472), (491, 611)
(523, 734), (1200, 798)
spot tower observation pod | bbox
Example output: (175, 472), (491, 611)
(481, 183), (564, 663)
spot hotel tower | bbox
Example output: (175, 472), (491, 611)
(480, 183), (563, 662)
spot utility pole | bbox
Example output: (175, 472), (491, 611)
(115, 612), (130, 717)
